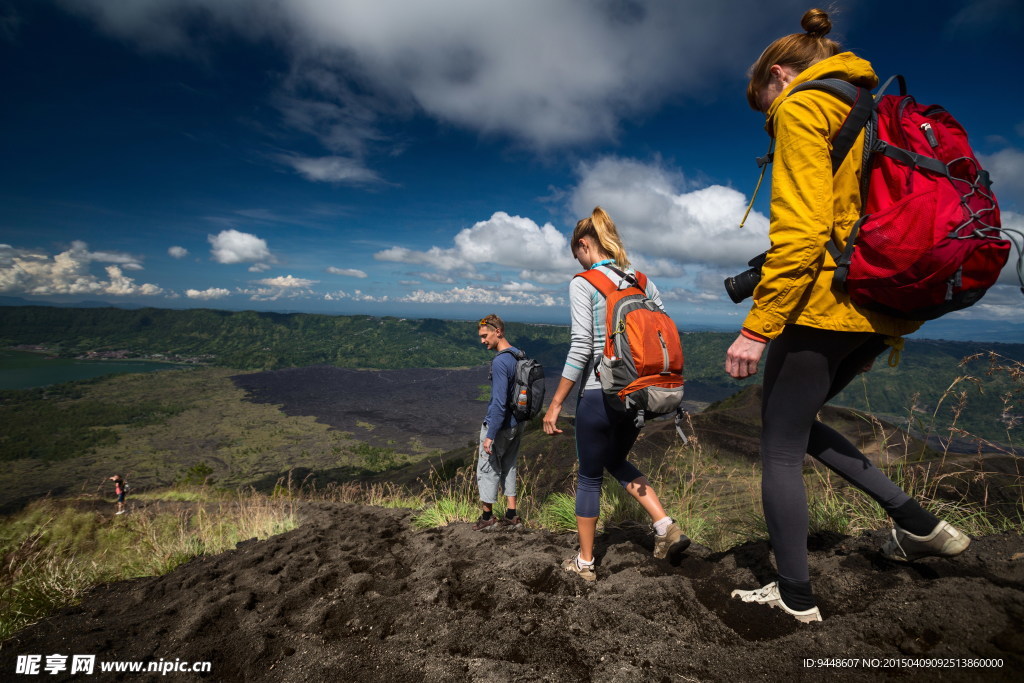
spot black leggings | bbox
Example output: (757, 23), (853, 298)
(761, 325), (912, 584)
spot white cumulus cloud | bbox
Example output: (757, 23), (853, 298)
(326, 266), (368, 278)
(570, 157), (770, 268)
(253, 275), (318, 288)
(0, 242), (163, 297)
(208, 229), (276, 268)
(375, 211), (575, 277)
(185, 287), (231, 300)
(994, 211), (1024, 289)
(400, 285), (561, 307)
(324, 289), (388, 303)
(168, 246), (189, 259)
(979, 147), (1024, 208)
(238, 274), (319, 301)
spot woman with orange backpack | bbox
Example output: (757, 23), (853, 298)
(725, 8), (970, 622)
(542, 206), (689, 582)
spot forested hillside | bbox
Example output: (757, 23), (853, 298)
(0, 306), (568, 370)
(2, 306), (1021, 442)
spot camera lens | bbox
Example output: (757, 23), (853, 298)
(724, 267), (762, 304)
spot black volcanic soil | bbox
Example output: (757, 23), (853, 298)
(3, 503), (1022, 682)
(231, 365), (711, 453)
(232, 366), (499, 451)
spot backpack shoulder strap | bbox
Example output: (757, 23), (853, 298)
(788, 78), (876, 274)
(489, 347), (521, 381)
(789, 78), (874, 174)
(495, 347), (524, 362)
(575, 269), (617, 297)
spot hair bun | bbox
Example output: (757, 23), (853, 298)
(801, 8), (832, 38)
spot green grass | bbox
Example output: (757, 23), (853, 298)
(0, 490), (296, 641)
(534, 493), (578, 532)
(412, 497), (482, 529)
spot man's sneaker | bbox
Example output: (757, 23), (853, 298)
(561, 556), (596, 582)
(115, 510), (126, 515)
(730, 582), (822, 623)
(652, 522), (691, 559)
(499, 515), (522, 529)
(471, 516), (499, 531)
(881, 520), (971, 562)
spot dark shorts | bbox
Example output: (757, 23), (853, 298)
(117, 493), (125, 503)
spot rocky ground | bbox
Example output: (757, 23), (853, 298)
(3, 502), (1022, 682)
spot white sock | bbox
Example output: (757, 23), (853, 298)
(653, 516), (673, 536)
(576, 554), (595, 567)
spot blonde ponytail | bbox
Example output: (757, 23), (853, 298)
(571, 206), (630, 268)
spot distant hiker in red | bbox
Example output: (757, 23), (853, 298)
(542, 207), (690, 582)
(109, 475), (127, 515)
(724, 8), (970, 623)
(472, 314), (524, 531)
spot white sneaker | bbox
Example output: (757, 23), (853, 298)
(881, 520), (970, 562)
(730, 581), (822, 623)
(115, 510), (126, 515)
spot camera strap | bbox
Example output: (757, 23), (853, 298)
(739, 138), (775, 229)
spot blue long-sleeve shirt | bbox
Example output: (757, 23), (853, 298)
(484, 346), (520, 440)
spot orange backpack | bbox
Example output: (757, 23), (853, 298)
(576, 266), (685, 431)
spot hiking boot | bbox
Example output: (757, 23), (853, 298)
(730, 582), (822, 623)
(652, 522), (691, 559)
(561, 556), (597, 582)
(471, 516), (499, 531)
(881, 521), (971, 562)
(499, 515), (522, 529)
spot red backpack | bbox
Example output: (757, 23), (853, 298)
(791, 76), (1021, 320)
(575, 266), (685, 432)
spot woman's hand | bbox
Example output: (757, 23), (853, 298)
(542, 402), (563, 435)
(543, 376), (577, 435)
(725, 334), (767, 379)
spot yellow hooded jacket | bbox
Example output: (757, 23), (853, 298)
(742, 52), (921, 340)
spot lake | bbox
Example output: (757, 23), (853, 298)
(0, 349), (186, 390)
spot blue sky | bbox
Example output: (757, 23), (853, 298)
(1, 0), (1023, 338)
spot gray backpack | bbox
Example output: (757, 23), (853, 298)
(491, 349), (545, 421)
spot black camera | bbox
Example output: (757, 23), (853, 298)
(724, 251), (768, 304)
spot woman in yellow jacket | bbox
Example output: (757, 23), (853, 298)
(725, 8), (970, 622)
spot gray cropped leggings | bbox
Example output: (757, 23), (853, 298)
(761, 325), (912, 584)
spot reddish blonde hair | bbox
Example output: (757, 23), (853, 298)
(746, 8), (841, 110)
